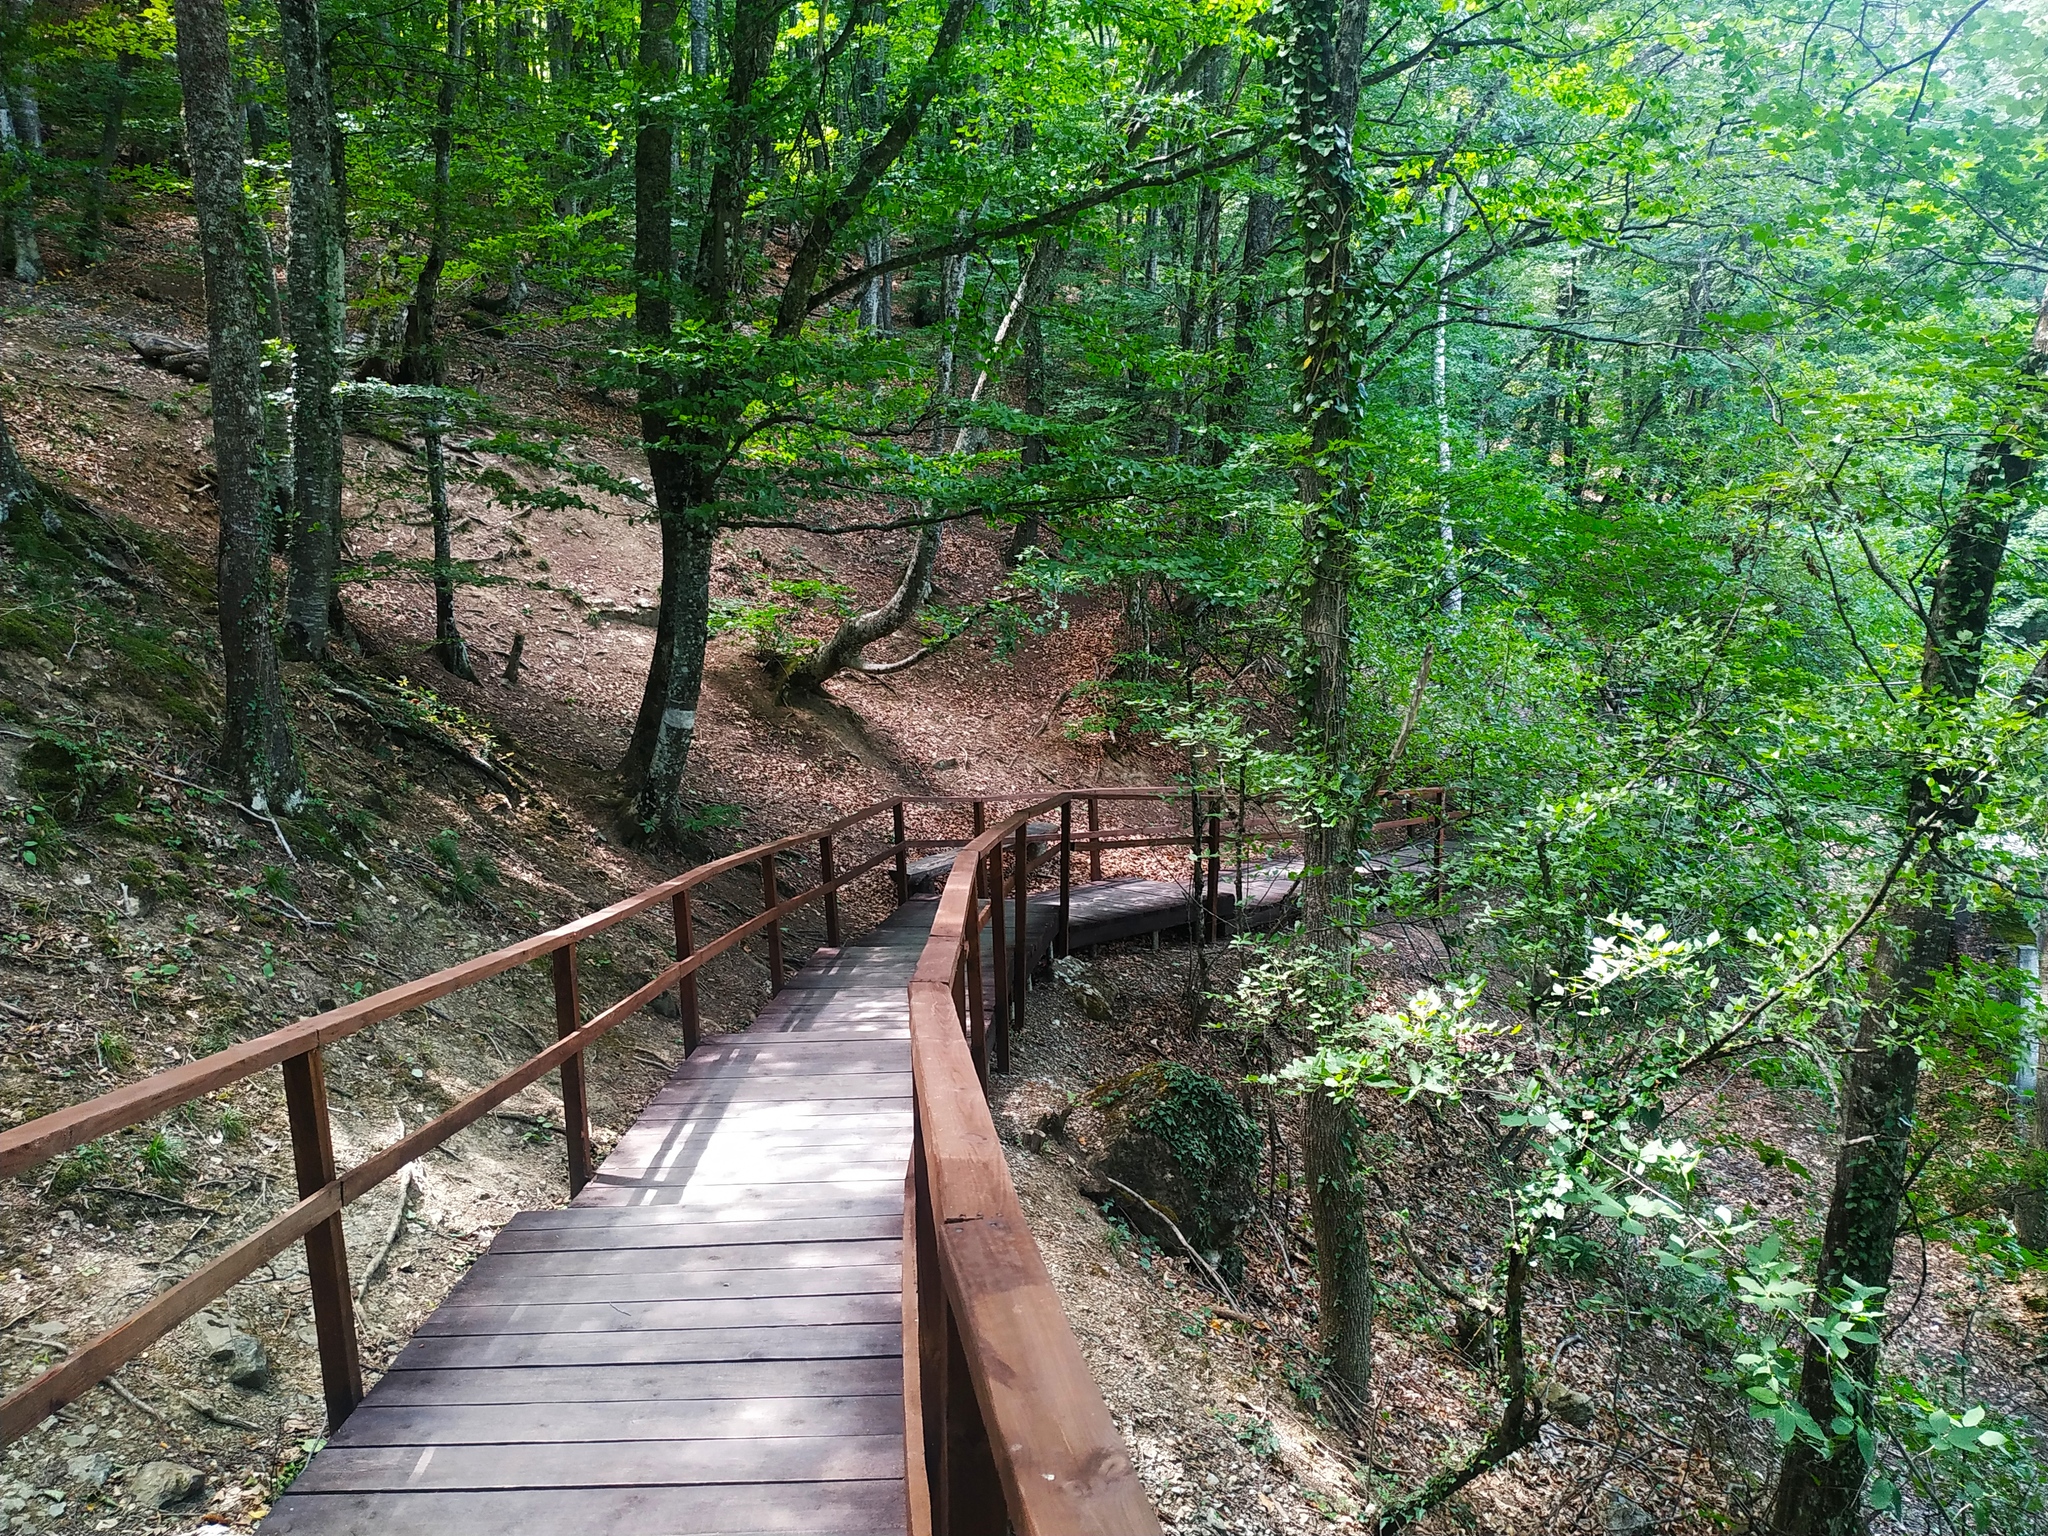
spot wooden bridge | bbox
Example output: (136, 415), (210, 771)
(0, 788), (1452, 1534)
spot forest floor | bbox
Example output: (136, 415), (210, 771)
(1, 206), (2044, 1536)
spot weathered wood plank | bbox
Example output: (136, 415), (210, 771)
(366, 1358), (901, 1407)
(325, 1397), (903, 1448)
(389, 1322), (901, 1370)
(415, 1292), (899, 1336)
(262, 1481), (909, 1535)
(444, 1263), (900, 1306)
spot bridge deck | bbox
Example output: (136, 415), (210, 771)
(258, 870), (1298, 1535)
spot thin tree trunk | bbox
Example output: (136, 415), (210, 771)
(396, 0), (466, 386)
(280, 0), (346, 658)
(80, 56), (133, 264)
(787, 234), (1063, 693)
(426, 423), (473, 678)
(1207, 167), (1275, 469)
(173, 0), (302, 806)
(1770, 287), (2048, 1536)
(1435, 184), (1462, 617)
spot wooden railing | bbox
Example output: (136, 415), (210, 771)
(0, 782), (1461, 1526)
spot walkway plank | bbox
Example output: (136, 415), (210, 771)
(263, 858), (1276, 1535)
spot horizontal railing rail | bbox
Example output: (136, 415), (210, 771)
(0, 779), (1464, 1524)
(0, 787), (1196, 1448)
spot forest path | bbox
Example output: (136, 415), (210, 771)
(253, 872), (1257, 1536)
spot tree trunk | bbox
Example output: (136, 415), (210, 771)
(1002, 301), (1047, 562)
(0, 401), (38, 523)
(174, 0), (302, 806)
(1282, 0), (1375, 1409)
(426, 423), (474, 679)
(1207, 167), (1276, 470)
(622, 0), (776, 832)
(1770, 287), (2048, 1536)
(396, 0), (466, 387)
(787, 234), (1063, 694)
(1303, 1086), (1374, 1408)
(0, 81), (38, 283)
(79, 56), (133, 264)
(280, 0), (346, 658)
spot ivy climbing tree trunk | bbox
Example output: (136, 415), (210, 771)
(1770, 286), (2048, 1536)
(174, 0), (303, 806)
(280, 0), (346, 658)
(1280, 0), (1376, 1414)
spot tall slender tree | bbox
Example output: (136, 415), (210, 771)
(173, 0), (302, 805)
(280, 0), (346, 658)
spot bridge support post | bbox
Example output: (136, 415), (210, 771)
(820, 833), (840, 948)
(1205, 795), (1223, 942)
(893, 802), (910, 902)
(761, 854), (785, 994)
(936, 1286), (1003, 1535)
(552, 945), (595, 1195)
(1086, 795), (1102, 881)
(1007, 824), (1026, 1072)
(672, 889), (699, 1056)
(981, 846), (1004, 1090)
(1057, 799), (1071, 958)
(282, 1046), (363, 1431)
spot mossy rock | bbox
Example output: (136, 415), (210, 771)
(1081, 1062), (1261, 1261)
(19, 733), (138, 824)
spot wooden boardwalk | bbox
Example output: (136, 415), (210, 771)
(258, 870), (1286, 1535)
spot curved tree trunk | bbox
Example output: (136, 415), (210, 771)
(280, 0), (346, 658)
(787, 233), (1065, 695)
(174, 0), (303, 807)
(1770, 285), (2048, 1536)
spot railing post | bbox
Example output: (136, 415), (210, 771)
(1087, 794), (1102, 881)
(964, 885), (985, 1054)
(552, 945), (595, 1195)
(1007, 823), (1026, 1073)
(1057, 798), (1072, 958)
(936, 1272), (1005, 1536)
(820, 833), (841, 948)
(672, 888), (700, 1057)
(893, 801), (909, 903)
(1190, 787), (1205, 944)
(911, 1118), (948, 1526)
(1196, 798), (1212, 946)
(761, 853), (784, 994)
(281, 1046), (362, 1432)
(981, 847), (1004, 1090)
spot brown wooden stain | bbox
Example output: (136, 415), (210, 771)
(0, 787), (1449, 1535)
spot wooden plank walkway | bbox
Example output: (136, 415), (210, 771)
(259, 868), (1306, 1535)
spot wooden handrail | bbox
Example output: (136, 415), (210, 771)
(907, 794), (1162, 1535)
(0, 781), (1457, 1488)
(0, 787), (1188, 1449)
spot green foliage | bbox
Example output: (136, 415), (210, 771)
(44, 1140), (111, 1201)
(139, 1130), (191, 1188)
(425, 828), (500, 906)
